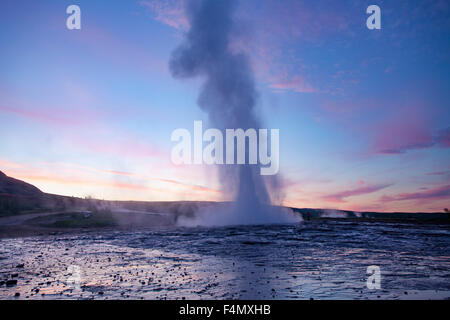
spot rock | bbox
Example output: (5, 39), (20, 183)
(16, 264), (24, 268)
(14, 292), (20, 297)
(6, 279), (17, 286)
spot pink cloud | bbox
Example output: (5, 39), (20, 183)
(49, 163), (219, 195)
(0, 83), (105, 129)
(436, 127), (450, 147)
(374, 125), (433, 155)
(322, 183), (393, 203)
(158, 178), (221, 194)
(371, 107), (436, 155)
(0, 158), (221, 199)
(0, 105), (97, 128)
(0, 159), (23, 170)
(69, 24), (168, 76)
(245, 0), (359, 95)
(258, 0), (352, 42)
(3, 171), (152, 192)
(73, 135), (165, 159)
(268, 75), (316, 93)
(140, 0), (318, 94)
(426, 171), (449, 176)
(373, 125), (450, 155)
(140, 0), (189, 30)
(0, 89), (167, 161)
(364, 103), (450, 156)
(1, 108), (165, 161)
(380, 185), (450, 203)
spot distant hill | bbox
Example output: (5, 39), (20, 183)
(0, 170), (43, 197)
(0, 170), (47, 215)
(291, 207), (449, 222)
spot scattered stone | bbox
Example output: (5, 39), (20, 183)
(14, 292), (20, 297)
(16, 264), (24, 268)
(6, 280), (17, 286)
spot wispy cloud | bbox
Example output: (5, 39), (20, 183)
(139, 0), (318, 94)
(158, 178), (220, 194)
(0, 105), (98, 128)
(374, 127), (450, 155)
(0, 159), (24, 170)
(268, 75), (316, 93)
(370, 106), (448, 155)
(373, 119), (433, 154)
(73, 135), (165, 159)
(3, 172), (152, 192)
(0, 158), (220, 199)
(380, 185), (450, 203)
(322, 183), (393, 203)
(140, 0), (189, 30)
(0, 92), (166, 161)
(426, 171), (449, 176)
(435, 127), (450, 147)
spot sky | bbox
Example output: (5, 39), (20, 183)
(0, 0), (449, 212)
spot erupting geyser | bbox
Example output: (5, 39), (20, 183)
(170, 0), (298, 225)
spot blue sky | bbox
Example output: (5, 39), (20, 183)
(0, 0), (449, 212)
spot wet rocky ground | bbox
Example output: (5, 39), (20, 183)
(0, 220), (449, 299)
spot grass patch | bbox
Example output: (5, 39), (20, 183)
(27, 211), (117, 228)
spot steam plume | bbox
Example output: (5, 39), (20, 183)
(170, 0), (297, 225)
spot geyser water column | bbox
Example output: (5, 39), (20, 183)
(170, 0), (296, 225)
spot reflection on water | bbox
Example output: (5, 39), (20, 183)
(0, 220), (449, 299)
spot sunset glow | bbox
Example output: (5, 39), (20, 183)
(1, 0), (449, 212)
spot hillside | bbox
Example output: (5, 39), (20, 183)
(0, 170), (43, 196)
(0, 170), (47, 215)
